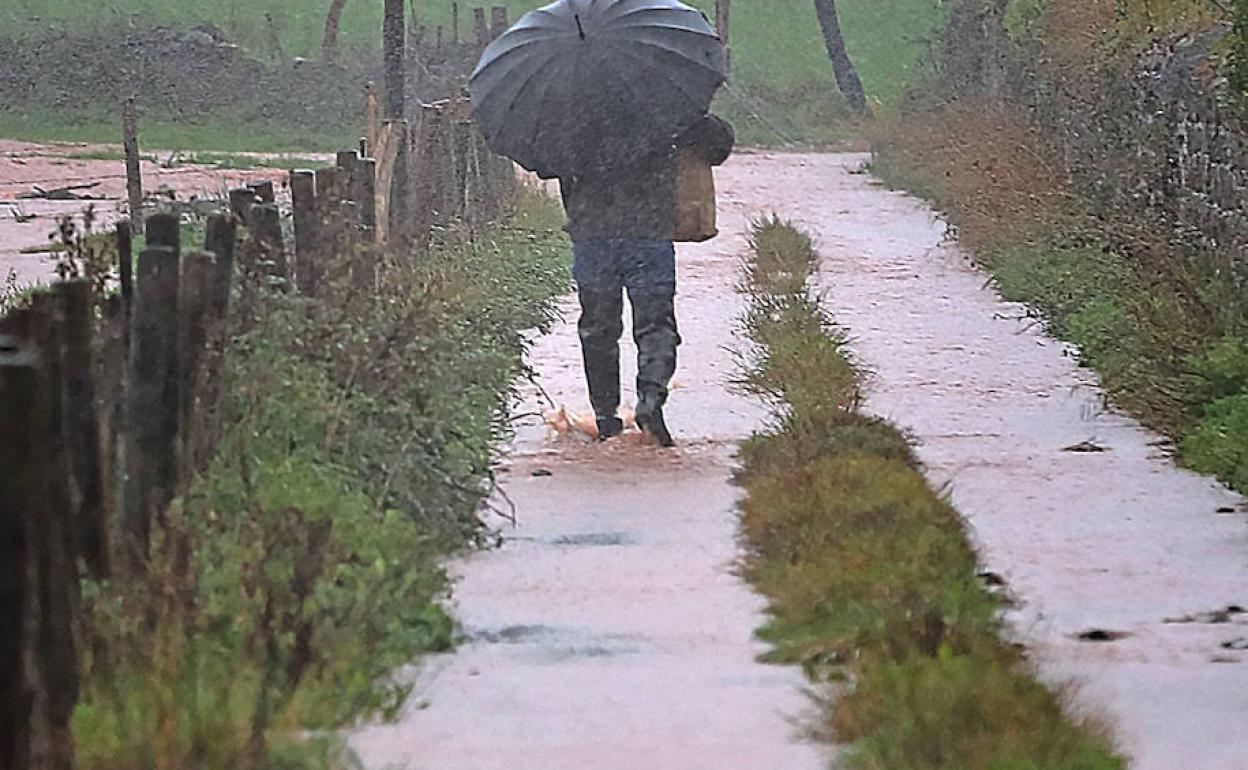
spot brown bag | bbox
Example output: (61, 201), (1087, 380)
(673, 148), (718, 243)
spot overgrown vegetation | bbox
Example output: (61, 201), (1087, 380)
(71, 193), (570, 769)
(736, 217), (1124, 770)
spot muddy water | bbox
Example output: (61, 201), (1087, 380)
(748, 153), (1245, 769)
(0, 140), (298, 286)
(350, 159), (827, 769)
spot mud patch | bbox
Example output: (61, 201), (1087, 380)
(547, 532), (635, 547)
(468, 624), (644, 662)
(1073, 629), (1133, 643)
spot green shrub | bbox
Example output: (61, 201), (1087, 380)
(1182, 393), (1248, 489)
(73, 193), (571, 769)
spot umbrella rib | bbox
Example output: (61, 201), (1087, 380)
(606, 43), (713, 103)
(612, 35), (726, 81)
(603, 4), (711, 26)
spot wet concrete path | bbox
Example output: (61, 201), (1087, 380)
(759, 153), (1248, 770)
(351, 157), (827, 769)
(352, 152), (1248, 769)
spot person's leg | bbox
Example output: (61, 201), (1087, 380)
(623, 240), (680, 446)
(573, 240), (626, 439)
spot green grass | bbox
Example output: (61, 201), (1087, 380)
(2, 0), (941, 108)
(0, 110), (353, 154)
(736, 217), (1124, 770)
(2, 0), (944, 148)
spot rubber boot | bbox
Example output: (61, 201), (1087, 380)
(578, 288), (625, 439)
(630, 290), (680, 447)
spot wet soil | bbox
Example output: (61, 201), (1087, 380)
(0, 139), (302, 285)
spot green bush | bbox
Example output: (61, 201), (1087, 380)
(1183, 393), (1248, 490)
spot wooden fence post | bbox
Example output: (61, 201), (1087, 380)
(204, 214), (236, 321)
(353, 157), (379, 289)
(179, 251), (216, 480)
(117, 219), (134, 363)
(122, 99), (144, 236)
(291, 171), (319, 295)
(122, 245), (180, 567)
(0, 316), (40, 770)
(489, 6), (509, 38)
(229, 187), (257, 226)
(96, 294), (127, 546)
(247, 180), (276, 204)
(247, 204), (287, 286)
(384, 0), (407, 120)
(55, 280), (107, 577)
(452, 2), (460, 44)
(145, 212), (181, 258)
(28, 293), (79, 770)
(473, 7), (490, 47)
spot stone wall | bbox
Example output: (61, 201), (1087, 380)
(1033, 25), (1248, 276)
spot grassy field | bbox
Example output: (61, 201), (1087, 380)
(0, 111), (356, 154)
(0, 0), (938, 151)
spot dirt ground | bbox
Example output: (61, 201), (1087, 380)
(354, 152), (1248, 769)
(0, 140), (299, 286)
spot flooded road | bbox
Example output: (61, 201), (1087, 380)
(356, 152), (1248, 769)
(351, 152), (828, 770)
(770, 153), (1248, 770)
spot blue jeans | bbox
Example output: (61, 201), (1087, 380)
(572, 239), (676, 295)
(572, 239), (680, 417)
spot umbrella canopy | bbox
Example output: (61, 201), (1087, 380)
(470, 0), (727, 177)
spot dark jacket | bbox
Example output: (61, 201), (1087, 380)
(559, 115), (735, 241)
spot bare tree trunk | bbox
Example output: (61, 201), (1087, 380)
(812, 0), (870, 115)
(322, 0), (349, 64)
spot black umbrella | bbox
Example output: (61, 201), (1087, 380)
(469, 0), (727, 177)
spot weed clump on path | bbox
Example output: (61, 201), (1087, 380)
(736, 217), (1124, 770)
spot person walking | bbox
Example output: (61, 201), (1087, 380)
(560, 114), (734, 446)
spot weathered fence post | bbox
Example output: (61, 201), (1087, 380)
(122, 98), (144, 236)
(204, 213), (236, 321)
(229, 187), (257, 226)
(28, 293), (79, 770)
(473, 7), (490, 47)
(247, 203), (287, 286)
(489, 6), (509, 38)
(291, 170), (319, 295)
(353, 157), (379, 290)
(117, 218), (134, 353)
(247, 179), (276, 204)
(0, 316), (40, 770)
(122, 244), (180, 567)
(384, 0), (407, 120)
(179, 251), (216, 480)
(56, 280), (107, 577)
